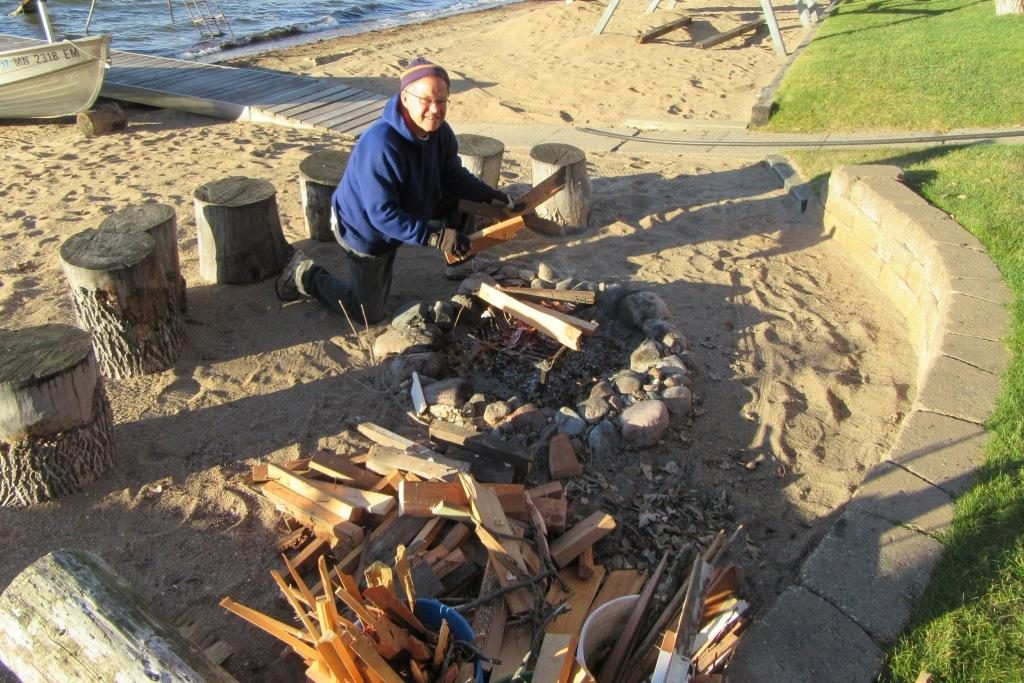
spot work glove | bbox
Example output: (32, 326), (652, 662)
(430, 226), (472, 261)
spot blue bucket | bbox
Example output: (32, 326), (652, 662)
(414, 598), (484, 683)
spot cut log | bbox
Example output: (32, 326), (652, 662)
(0, 549), (237, 682)
(637, 14), (692, 43)
(299, 149), (350, 241)
(100, 202), (187, 313)
(457, 133), (505, 189)
(77, 101), (127, 137)
(475, 283), (587, 350)
(529, 143), (593, 235)
(60, 228), (187, 378)
(550, 511), (616, 567)
(0, 325), (114, 507)
(193, 176), (291, 284)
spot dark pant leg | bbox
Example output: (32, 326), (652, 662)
(302, 248), (396, 324)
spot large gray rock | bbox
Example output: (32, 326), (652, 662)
(422, 377), (473, 407)
(618, 291), (669, 329)
(613, 370), (645, 396)
(576, 396), (611, 424)
(589, 380), (614, 400)
(537, 262), (559, 284)
(389, 351), (447, 382)
(619, 400), (669, 448)
(556, 407), (587, 436)
(630, 340), (663, 373)
(662, 385), (692, 419)
(597, 283), (627, 318)
(391, 301), (429, 330)
(458, 272), (497, 296)
(507, 403), (549, 431)
(373, 325), (444, 358)
(588, 420), (620, 461)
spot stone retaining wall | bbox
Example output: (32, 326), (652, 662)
(727, 165), (1011, 681)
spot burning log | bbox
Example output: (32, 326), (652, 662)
(473, 283), (593, 351)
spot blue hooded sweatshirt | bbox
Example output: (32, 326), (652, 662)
(331, 94), (503, 256)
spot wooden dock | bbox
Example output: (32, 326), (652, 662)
(0, 34), (387, 137)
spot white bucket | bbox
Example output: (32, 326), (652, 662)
(576, 594), (640, 679)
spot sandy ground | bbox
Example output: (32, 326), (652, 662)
(0, 3), (915, 680)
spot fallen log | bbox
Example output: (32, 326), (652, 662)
(0, 550), (237, 682)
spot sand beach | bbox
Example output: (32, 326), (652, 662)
(0, 2), (914, 680)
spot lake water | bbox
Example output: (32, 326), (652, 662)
(1, 0), (517, 60)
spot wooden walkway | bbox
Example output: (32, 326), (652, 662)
(0, 34), (387, 137)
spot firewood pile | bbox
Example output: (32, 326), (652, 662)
(220, 419), (750, 682)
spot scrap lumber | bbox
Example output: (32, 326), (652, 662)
(457, 199), (565, 235)
(355, 422), (448, 460)
(532, 633), (576, 683)
(365, 444), (468, 481)
(527, 481), (564, 500)
(515, 165), (569, 214)
(428, 422), (532, 480)
(695, 18), (764, 49)
(490, 624), (533, 680)
(475, 282), (588, 350)
(498, 286), (597, 305)
(591, 569), (648, 612)
(363, 511), (430, 571)
(532, 495), (568, 534)
(309, 450), (383, 490)
(260, 481), (365, 544)
(519, 298), (599, 335)
(289, 535), (330, 575)
(549, 511), (616, 567)
(399, 479), (527, 518)
(443, 445), (517, 484)
(545, 565), (608, 637)
(462, 562), (507, 677)
(444, 215), (527, 265)
(637, 14), (692, 43)
(577, 547), (596, 580)
(597, 552), (668, 683)
(267, 462), (395, 517)
(548, 433), (583, 479)
(220, 597), (319, 661)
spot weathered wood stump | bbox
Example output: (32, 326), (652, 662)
(193, 176), (290, 283)
(299, 150), (350, 241)
(0, 549), (238, 682)
(529, 142), (593, 235)
(457, 134), (505, 188)
(77, 102), (127, 138)
(0, 325), (114, 507)
(100, 203), (187, 312)
(60, 229), (186, 379)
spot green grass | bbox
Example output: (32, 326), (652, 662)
(766, 0), (1024, 132)
(786, 144), (1024, 681)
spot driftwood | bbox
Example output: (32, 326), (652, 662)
(60, 228), (186, 378)
(193, 176), (290, 284)
(0, 549), (237, 682)
(529, 143), (593, 235)
(0, 325), (114, 507)
(77, 101), (127, 137)
(299, 150), (349, 241)
(99, 202), (187, 312)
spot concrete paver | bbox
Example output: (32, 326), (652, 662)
(727, 586), (883, 683)
(847, 460), (954, 534)
(799, 511), (945, 643)
(916, 355), (1002, 426)
(889, 410), (989, 498)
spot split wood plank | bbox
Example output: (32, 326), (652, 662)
(260, 481), (365, 544)
(593, 0), (621, 35)
(309, 450), (383, 490)
(532, 633), (575, 683)
(290, 535), (330, 575)
(457, 199), (565, 236)
(527, 481), (564, 500)
(362, 585), (427, 636)
(219, 597), (319, 661)
(498, 286), (597, 305)
(464, 562), (507, 676)
(590, 569), (648, 612)
(490, 624), (532, 680)
(429, 422), (532, 479)
(637, 14), (692, 43)
(267, 462), (394, 518)
(398, 480), (527, 518)
(340, 625), (405, 683)
(363, 511), (430, 571)
(550, 511), (616, 567)
(577, 546), (595, 580)
(518, 298), (599, 334)
(444, 215), (526, 265)
(355, 422), (446, 459)
(515, 165), (569, 214)
(475, 282), (587, 351)
(365, 444), (468, 481)
(545, 565), (608, 637)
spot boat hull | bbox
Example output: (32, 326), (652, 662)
(0, 34), (110, 119)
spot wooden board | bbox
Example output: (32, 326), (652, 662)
(532, 633), (575, 683)
(428, 422), (532, 480)
(260, 481), (364, 544)
(365, 444), (468, 481)
(550, 512), (616, 567)
(545, 566), (608, 637)
(475, 283), (587, 351)
(309, 450), (383, 490)
(498, 286), (597, 305)
(398, 480), (527, 518)
(590, 569), (647, 612)
(267, 462), (394, 517)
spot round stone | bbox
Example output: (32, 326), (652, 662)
(588, 419), (620, 460)
(576, 396), (611, 424)
(618, 291), (670, 329)
(391, 301), (429, 330)
(537, 262), (559, 283)
(423, 377), (473, 407)
(389, 351), (447, 382)
(555, 407), (587, 436)
(619, 400), (670, 448)
(662, 386), (693, 418)
(613, 370), (645, 395)
(373, 325), (443, 358)
(483, 400), (512, 426)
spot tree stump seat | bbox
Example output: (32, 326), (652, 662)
(99, 202), (186, 312)
(299, 150), (350, 242)
(457, 133), (505, 189)
(60, 228), (186, 379)
(0, 324), (114, 507)
(193, 176), (290, 283)
(529, 142), (593, 235)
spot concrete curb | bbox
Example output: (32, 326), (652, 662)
(727, 164), (1010, 681)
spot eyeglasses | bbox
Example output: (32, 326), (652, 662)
(404, 92), (451, 108)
